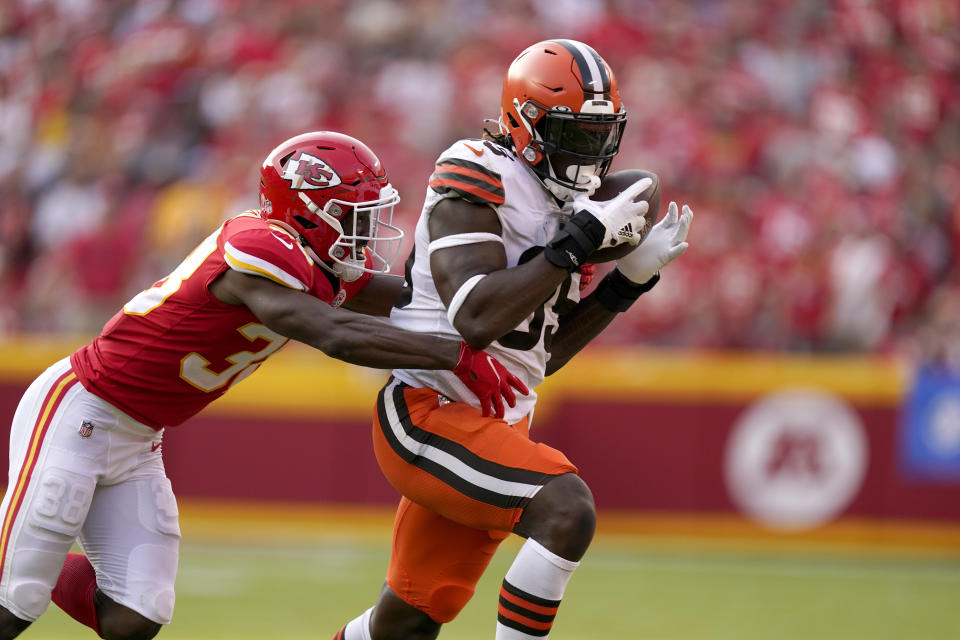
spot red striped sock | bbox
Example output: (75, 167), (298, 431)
(51, 553), (100, 636)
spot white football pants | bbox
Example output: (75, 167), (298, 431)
(0, 357), (179, 624)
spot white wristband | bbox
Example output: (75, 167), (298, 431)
(428, 232), (503, 256)
(446, 274), (486, 328)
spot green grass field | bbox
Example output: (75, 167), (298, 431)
(23, 525), (960, 640)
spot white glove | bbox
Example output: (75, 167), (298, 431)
(570, 177), (651, 249)
(616, 201), (692, 285)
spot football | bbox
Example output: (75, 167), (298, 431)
(586, 169), (661, 263)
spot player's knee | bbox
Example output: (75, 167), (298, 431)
(546, 474), (597, 543)
(6, 578), (50, 625)
(516, 473), (596, 560)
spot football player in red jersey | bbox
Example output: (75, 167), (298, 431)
(0, 131), (527, 640)
(332, 40), (693, 640)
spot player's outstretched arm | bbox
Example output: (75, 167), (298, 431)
(213, 268), (458, 368)
(341, 273), (405, 317)
(210, 269), (527, 416)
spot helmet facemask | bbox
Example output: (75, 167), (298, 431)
(296, 184), (402, 282)
(515, 98), (626, 202)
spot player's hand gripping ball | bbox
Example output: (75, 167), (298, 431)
(586, 169), (661, 263)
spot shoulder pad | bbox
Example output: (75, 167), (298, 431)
(221, 219), (314, 291)
(429, 139), (508, 207)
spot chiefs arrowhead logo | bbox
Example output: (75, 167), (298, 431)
(283, 152), (343, 190)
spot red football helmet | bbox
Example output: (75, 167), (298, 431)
(259, 131), (403, 281)
(499, 39), (626, 201)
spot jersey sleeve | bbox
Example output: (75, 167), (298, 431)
(220, 216), (316, 292)
(428, 139), (506, 207)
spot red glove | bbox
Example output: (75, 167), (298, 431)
(579, 263), (597, 291)
(452, 341), (529, 419)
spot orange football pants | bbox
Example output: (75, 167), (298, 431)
(372, 378), (577, 622)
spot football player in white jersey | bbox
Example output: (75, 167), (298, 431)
(0, 132), (527, 640)
(333, 40), (693, 640)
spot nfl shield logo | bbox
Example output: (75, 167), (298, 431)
(79, 420), (94, 438)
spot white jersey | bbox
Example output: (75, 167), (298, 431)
(390, 138), (581, 424)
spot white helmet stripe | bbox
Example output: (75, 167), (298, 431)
(553, 39), (608, 97)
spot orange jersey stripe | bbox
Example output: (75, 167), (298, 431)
(0, 371), (78, 577)
(428, 178), (506, 205)
(496, 605), (554, 631)
(499, 587), (560, 617)
(434, 163), (504, 190)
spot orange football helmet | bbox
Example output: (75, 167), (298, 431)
(259, 131), (402, 281)
(499, 39), (626, 201)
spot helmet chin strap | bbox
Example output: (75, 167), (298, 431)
(330, 258), (365, 283)
(306, 244), (366, 283)
(291, 236), (361, 282)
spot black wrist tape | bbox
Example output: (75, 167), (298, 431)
(595, 269), (660, 312)
(544, 211), (606, 272)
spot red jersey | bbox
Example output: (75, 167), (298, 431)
(71, 212), (370, 428)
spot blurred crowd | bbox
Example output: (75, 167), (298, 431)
(0, 0), (958, 355)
